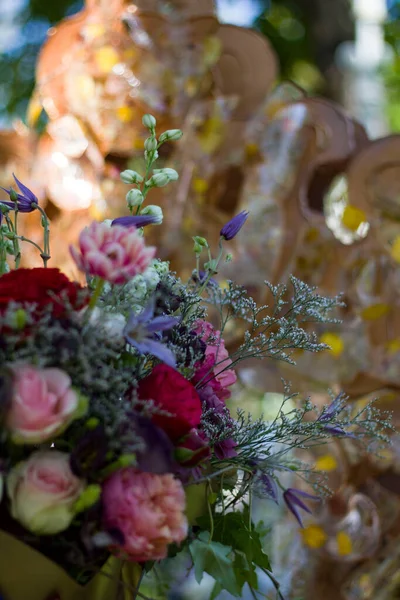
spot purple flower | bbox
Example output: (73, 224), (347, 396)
(130, 412), (176, 474)
(260, 473), (279, 503)
(192, 270), (218, 287)
(0, 174), (38, 213)
(124, 298), (179, 367)
(220, 210), (249, 241)
(283, 488), (320, 527)
(111, 215), (159, 228)
(198, 384), (226, 414)
(214, 437), (237, 460)
(317, 393), (346, 422)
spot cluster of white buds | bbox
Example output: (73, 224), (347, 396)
(119, 114), (182, 223)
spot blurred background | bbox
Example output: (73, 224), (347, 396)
(0, 0), (399, 134)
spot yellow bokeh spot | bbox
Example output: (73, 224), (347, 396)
(116, 106), (135, 122)
(123, 48), (137, 61)
(315, 454), (338, 472)
(305, 227), (319, 243)
(198, 117), (224, 153)
(94, 47), (120, 74)
(361, 303), (390, 321)
(83, 23), (106, 40)
(391, 236), (400, 263)
(184, 77), (199, 97)
(320, 332), (344, 357)
(27, 97), (42, 127)
(219, 280), (230, 291)
(341, 205), (367, 232)
(265, 100), (287, 119)
(336, 531), (353, 556)
(76, 75), (96, 101)
(301, 525), (327, 549)
(245, 143), (260, 158)
(183, 216), (195, 232)
(203, 36), (222, 67)
(386, 338), (400, 354)
(192, 178), (209, 194)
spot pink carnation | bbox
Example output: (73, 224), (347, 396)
(70, 221), (156, 285)
(102, 469), (188, 562)
(194, 320), (237, 395)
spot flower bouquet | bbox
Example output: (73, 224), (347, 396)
(0, 115), (392, 600)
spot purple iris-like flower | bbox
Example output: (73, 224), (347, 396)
(124, 298), (179, 367)
(317, 393), (346, 423)
(220, 210), (249, 241)
(283, 488), (320, 527)
(111, 215), (159, 228)
(0, 174), (38, 213)
(192, 270), (218, 287)
(260, 473), (279, 504)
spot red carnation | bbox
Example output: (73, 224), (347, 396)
(138, 364), (202, 442)
(0, 268), (89, 317)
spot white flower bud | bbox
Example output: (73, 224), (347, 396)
(146, 173), (169, 188)
(141, 205), (163, 224)
(153, 168), (179, 181)
(120, 170), (144, 185)
(159, 129), (183, 143)
(142, 114), (157, 130)
(102, 219), (113, 228)
(152, 259), (170, 276)
(125, 275), (148, 302)
(126, 189), (144, 209)
(144, 136), (158, 152)
(143, 266), (160, 290)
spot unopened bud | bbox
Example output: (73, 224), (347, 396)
(11, 308), (27, 330)
(120, 169), (143, 185)
(153, 168), (179, 182)
(126, 189), (144, 209)
(142, 114), (157, 130)
(144, 136), (158, 152)
(9, 188), (18, 203)
(159, 129), (183, 143)
(146, 173), (169, 188)
(193, 236), (208, 248)
(141, 205), (163, 224)
(225, 253), (233, 262)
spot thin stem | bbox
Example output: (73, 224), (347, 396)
(17, 236), (45, 255)
(10, 205), (21, 268)
(34, 204), (51, 266)
(206, 481), (214, 541)
(0, 228), (8, 274)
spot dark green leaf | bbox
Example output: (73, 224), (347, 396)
(189, 531), (240, 597)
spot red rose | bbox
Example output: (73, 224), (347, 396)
(0, 268), (89, 317)
(138, 364), (202, 441)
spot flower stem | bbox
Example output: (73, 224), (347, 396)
(34, 204), (51, 267)
(89, 277), (105, 311)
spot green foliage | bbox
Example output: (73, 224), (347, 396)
(190, 508), (272, 598)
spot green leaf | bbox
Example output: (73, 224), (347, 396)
(210, 582), (223, 600)
(189, 531), (240, 596)
(233, 551), (258, 590)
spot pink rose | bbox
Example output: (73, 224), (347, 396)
(102, 468), (188, 561)
(7, 365), (86, 444)
(7, 451), (85, 535)
(70, 221), (156, 284)
(194, 320), (237, 392)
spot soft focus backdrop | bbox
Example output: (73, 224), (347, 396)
(1, 0), (399, 131)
